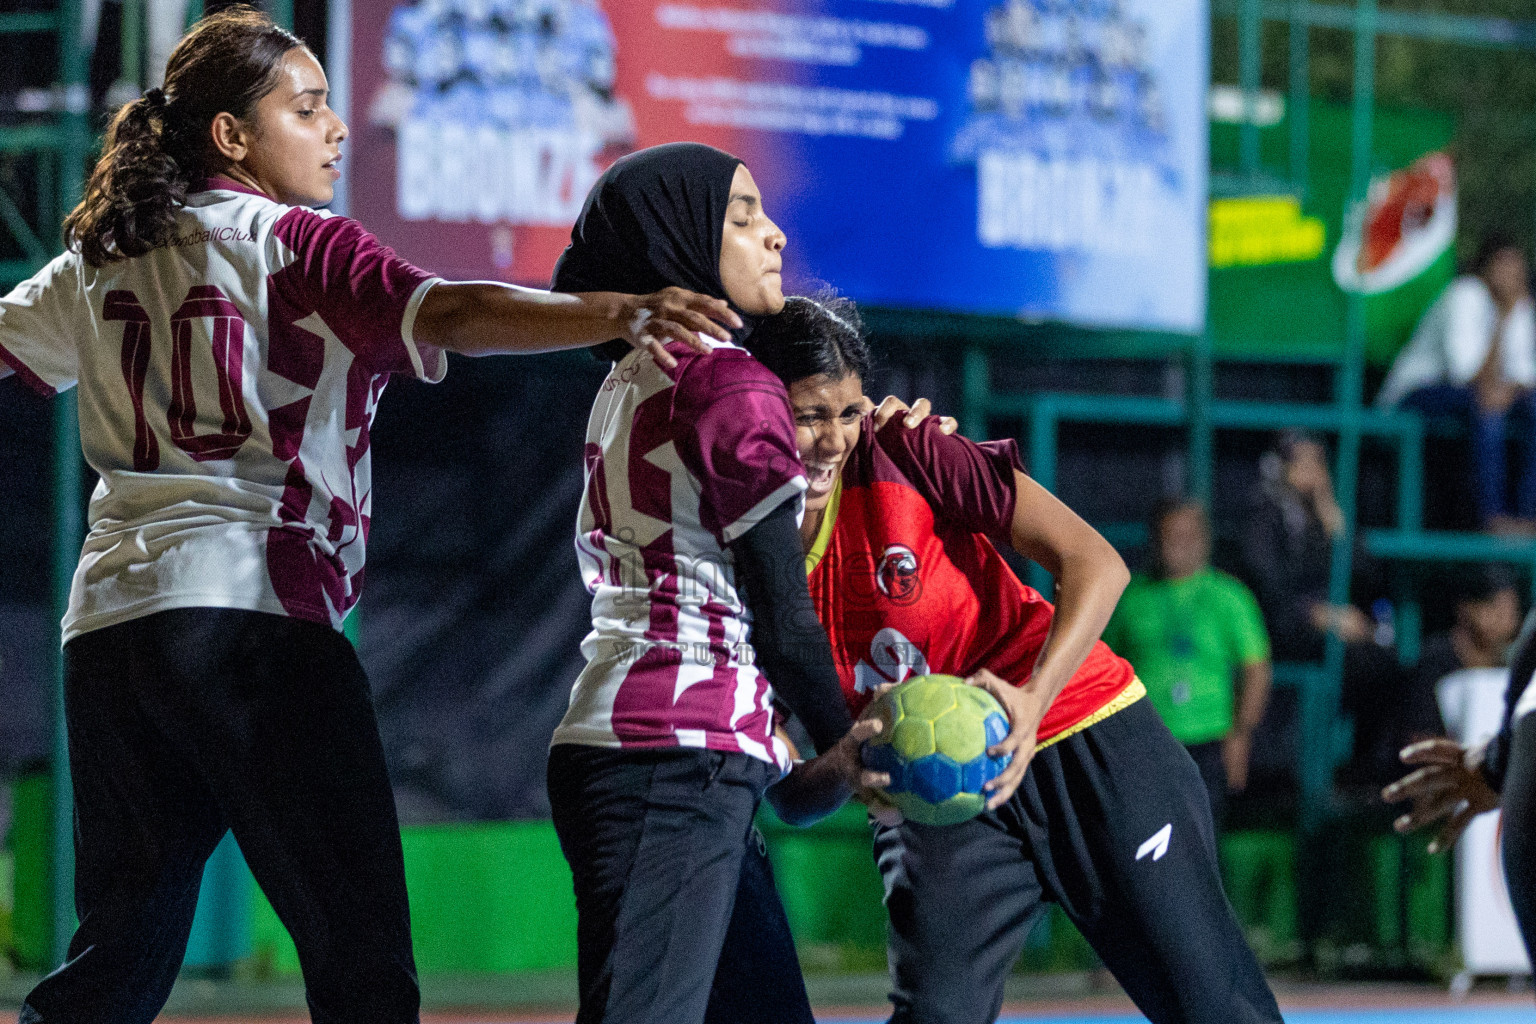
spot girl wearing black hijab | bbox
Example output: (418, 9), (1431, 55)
(546, 143), (883, 1024)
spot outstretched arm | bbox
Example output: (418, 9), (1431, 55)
(413, 283), (741, 369)
(1382, 605), (1536, 853)
(766, 717), (889, 827)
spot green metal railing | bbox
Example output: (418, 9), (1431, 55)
(0, 0), (293, 970)
(960, 2), (1536, 844)
(0, 0), (93, 970)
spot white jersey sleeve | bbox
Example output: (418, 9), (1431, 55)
(0, 252), (86, 394)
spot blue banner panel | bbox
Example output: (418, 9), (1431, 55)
(351, 0), (1208, 332)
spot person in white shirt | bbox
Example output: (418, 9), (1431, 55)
(0, 10), (737, 1024)
(1377, 234), (1536, 532)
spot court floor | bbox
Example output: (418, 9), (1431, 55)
(969, 1012), (1536, 1024)
(152, 1006), (1536, 1024)
(571, 1012), (1518, 1024)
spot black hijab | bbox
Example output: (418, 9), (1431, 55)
(552, 142), (759, 361)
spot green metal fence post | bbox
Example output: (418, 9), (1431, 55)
(50, 0), (90, 968)
(121, 0), (142, 88)
(48, 396), (79, 970)
(961, 344), (990, 442)
(1239, 0), (1262, 178)
(1189, 332), (1214, 506)
(1288, 0), (1310, 193)
(1028, 400), (1058, 594)
(1394, 416), (1425, 668)
(267, 0), (294, 31)
(1307, 0), (1378, 838)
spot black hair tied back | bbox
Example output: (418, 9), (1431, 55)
(64, 6), (302, 266)
(746, 290), (872, 388)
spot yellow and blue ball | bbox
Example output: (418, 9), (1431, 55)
(859, 674), (1012, 826)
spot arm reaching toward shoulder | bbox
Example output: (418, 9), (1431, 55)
(864, 395), (959, 434)
(976, 473), (1130, 807)
(413, 283), (742, 369)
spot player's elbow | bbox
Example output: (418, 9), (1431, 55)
(413, 284), (475, 354)
(1100, 542), (1131, 597)
(1064, 531), (1128, 601)
(414, 283), (509, 356)
(764, 785), (802, 826)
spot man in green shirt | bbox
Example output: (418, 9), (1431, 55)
(1103, 500), (1272, 826)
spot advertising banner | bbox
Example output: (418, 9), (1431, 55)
(347, 0), (1208, 333)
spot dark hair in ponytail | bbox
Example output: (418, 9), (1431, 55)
(65, 6), (303, 266)
(747, 291), (872, 388)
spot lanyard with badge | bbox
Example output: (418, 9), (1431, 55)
(1160, 581), (1199, 707)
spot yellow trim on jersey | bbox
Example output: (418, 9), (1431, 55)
(1032, 677), (1146, 753)
(804, 474), (844, 576)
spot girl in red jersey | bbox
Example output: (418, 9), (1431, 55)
(0, 10), (737, 1023)
(750, 296), (1283, 1024)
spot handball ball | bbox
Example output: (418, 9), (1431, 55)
(859, 674), (1012, 826)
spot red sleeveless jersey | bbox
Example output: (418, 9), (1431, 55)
(805, 417), (1141, 747)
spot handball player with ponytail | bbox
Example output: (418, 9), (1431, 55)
(0, 9), (736, 1023)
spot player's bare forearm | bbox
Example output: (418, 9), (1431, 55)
(1237, 660), (1271, 734)
(768, 758), (855, 827)
(766, 717), (887, 828)
(413, 282), (740, 365)
(1007, 470), (1129, 709)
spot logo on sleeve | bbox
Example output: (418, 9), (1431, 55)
(1136, 823), (1172, 862)
(876, 544), (920, 603)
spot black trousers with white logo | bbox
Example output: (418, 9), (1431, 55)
(874, 697), (1281, 1024)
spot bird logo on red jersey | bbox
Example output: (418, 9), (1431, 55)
(876, 544), (920, 603)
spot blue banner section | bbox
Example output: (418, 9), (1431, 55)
(747, 0), (1210, 332)
(356, 0), (1208, 331)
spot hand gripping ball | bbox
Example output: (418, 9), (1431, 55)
(859, 674), (1013, 826)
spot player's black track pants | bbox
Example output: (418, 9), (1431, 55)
(548, 744), (813, 1024)
(711, 697), (1280, 1024)
(18, 608), (419, 1024)
(875, 697), (1281, 1024)
(1502, 710), (1536, 977)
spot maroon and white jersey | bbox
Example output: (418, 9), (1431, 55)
(552, 341), (806, 769)
(0, 179), (444, 641)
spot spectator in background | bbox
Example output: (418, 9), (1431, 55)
(1360, 564), (1516, 781)
(1416, 564), (1522, 692)
(1377, 233), (1536, 534)
(1243, 431), (1410, 786)
(1103, 499), (1271, 826)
